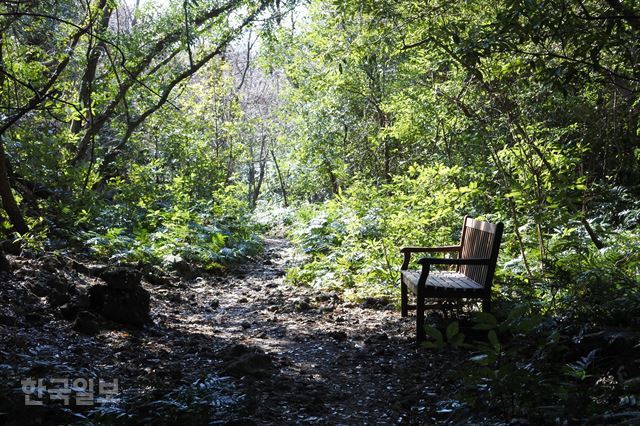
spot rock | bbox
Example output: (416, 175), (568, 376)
(97, 267), (142, 290)
(365, 333), (389, 344)
(315, 294), (331, 302)
(237, 297), (248, 303)
(220, 344), (274, 378)
(147, 274), (172, 287)
(75, 289), (91, 309)
(27, 280), (49, 297)
(163, 255), (197, 279)
(73, 311), (100, 335)
(219, 344), (254, 360)
(48, 290), (70, 307)
(294, 298), (312, 312)
(46, 274), (71, 292)
(360, 297), (390, 309)
(210, 299), (220, 309)
(68, 259), (90, 274)
(241, 321), (251, 329)
(320, 305), (334, 313)
(59, 303), (80, 320)
(143, 265), (172, 286)
(41, 255), (64, 272)
(328, 330), (348, 341)
(88, 281), (150, 327)
(88, 264), (108, 276)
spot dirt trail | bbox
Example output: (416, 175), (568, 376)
(193, 238), (462, 424)
(0, 238), (462, 424)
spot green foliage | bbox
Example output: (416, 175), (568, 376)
(273, 17), (640, 418)
(1, 0), (640, 421)
(0, 0), (284, 268)
(455, 296), (640, 421)
(76, 176), (262, 269)
(267, 0), (640, 286)
(286, 163), (479, 300)
(422, 321), (465, 349)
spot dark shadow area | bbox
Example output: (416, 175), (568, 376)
(0, 239), (470, 424)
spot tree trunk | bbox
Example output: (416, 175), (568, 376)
(248, 136), (267, 208)
(271, 149), (288, 207)
(323, 157), (339, 195)
(70, 0), (113, 139)
(0, 139), (28, 234)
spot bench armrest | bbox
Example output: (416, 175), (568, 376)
(400, 246), (461, 254)
(418, 257), (491, 266)
(400, 246), (461, 270)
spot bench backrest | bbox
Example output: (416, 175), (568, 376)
(458, 216), (504, 287)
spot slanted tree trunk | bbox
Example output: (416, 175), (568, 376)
(248, 135), (267, 208)
(322, 155), (339, 195)
(70, 0), (113, 138)
(270, 149), (288, 207)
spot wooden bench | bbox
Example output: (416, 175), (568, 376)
(400, 216), (504, 343)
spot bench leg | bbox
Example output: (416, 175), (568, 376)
(401, 280), (408, 317)
(416, 286), (426, 344)
(482, 298), (491, 313)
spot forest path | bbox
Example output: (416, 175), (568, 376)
(192, 237), (461, 424)
(0, 238), (462, 424)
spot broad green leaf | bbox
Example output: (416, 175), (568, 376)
(446, 321), (460, 341)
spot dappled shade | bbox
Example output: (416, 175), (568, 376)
(0, 0), (639, 423)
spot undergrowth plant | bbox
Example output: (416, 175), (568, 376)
(285, 163), (480, 300)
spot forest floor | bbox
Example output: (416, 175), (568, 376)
(0, 238), (468, 425)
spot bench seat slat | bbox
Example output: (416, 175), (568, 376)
(401, 270), (484, 294)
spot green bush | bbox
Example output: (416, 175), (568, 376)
(286, 163), (482, 300)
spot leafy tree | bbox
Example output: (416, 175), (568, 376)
(0, 0), (285, 236)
